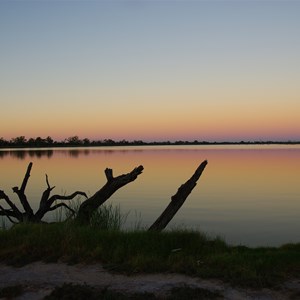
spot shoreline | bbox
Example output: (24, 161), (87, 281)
(1, 262), (300, 300)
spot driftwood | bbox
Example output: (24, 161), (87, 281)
(0, 162), (87, 223)
(1, 161), (207, 229)
(148, 160), (208, 231)
(76, 166), (144, 224)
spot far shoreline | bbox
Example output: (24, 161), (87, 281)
(1, 140), (300, 150)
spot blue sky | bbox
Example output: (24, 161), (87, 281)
(1, 0), (300, 141)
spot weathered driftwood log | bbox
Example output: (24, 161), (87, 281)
(148, 160), (208, 231)
(0, 162), (87, 223)
(1, 161), (207, 229)
(75, 166), (144, 224)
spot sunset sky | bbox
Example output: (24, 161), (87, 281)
(1, 0), (300, 142)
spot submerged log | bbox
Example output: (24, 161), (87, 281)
(148, 160), (208, 231)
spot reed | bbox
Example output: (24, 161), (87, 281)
(89, 203), (128, 230)
(0, 217), (7, 230)
(64, 199), (128, 231)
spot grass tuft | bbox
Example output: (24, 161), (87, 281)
(89, 203), (128, 230)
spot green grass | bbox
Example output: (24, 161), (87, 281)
(0, 222), (299, 288)
(62, 200), (128, 231)
(89, 203), (128, 230)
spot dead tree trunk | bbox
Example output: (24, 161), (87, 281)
(0, 162), (87, 223)
(148, 160), (207, 231)
(75, 166), (144, 225)
(1, 161), (207, 229)
(0, 163), (143, 225)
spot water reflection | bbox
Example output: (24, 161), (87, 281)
(0, 147), (146, 159)
(0, 149), (54, 159)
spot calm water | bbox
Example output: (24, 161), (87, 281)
(1, 145), (300, 247)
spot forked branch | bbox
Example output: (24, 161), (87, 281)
(0, 190), (22, 219)
(47, 203), (75, 214)
(0, 205), (19, 223)
(35, 181), (87, 220)
(1, 162), (87, 223)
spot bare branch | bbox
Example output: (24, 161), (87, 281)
(12, 163), (34, 217)
(2, 163), (87, 224)
(48, 191), (88, 207)
(46, 174), (50, 189)
(45, 174), (55, 191)
(76, 165), (144, 224)
(40, 174), (55, 206)
(0, 205), (19, 223)
(48, 203), (75, 215)
(20, 162), (33, 193)
(149, 160), (208, 231)
(35, 190), (87, 221)
(105, 168), (113, 182)
(0, 190), (22, 218)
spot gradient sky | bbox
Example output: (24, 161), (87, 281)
(1, 0), (300, 142)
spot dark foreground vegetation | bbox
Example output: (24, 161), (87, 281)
(1, 135), (300, 148)
(0, 222), (299, 288)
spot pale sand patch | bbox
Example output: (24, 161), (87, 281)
(1, 262), (299, 300)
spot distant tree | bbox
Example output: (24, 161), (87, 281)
(11, 136), (27, 146)
(103, 139), (115, 146)
(27, 138), (35, 146)
(119, 139), (129, 145)
(83, 138), (90, 146)
(34, 137), (46, 147)
(66, 136), (82, 146)
(45, 136), (54, 145)
(0, 137), (8, 147)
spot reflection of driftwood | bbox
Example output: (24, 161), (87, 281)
(76, 166), (144, 224)
(148, 160), (208, 231)
(0, 162), (87, 223)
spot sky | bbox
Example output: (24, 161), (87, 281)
(1, 0), (300, 142)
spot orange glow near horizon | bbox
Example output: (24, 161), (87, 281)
(3, 87), (300, 142)
(3, 102), (300, 142)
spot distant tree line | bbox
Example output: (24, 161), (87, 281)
(0, 135), (299, 148)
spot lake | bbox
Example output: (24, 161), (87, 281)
(1, 145), (300, 247)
